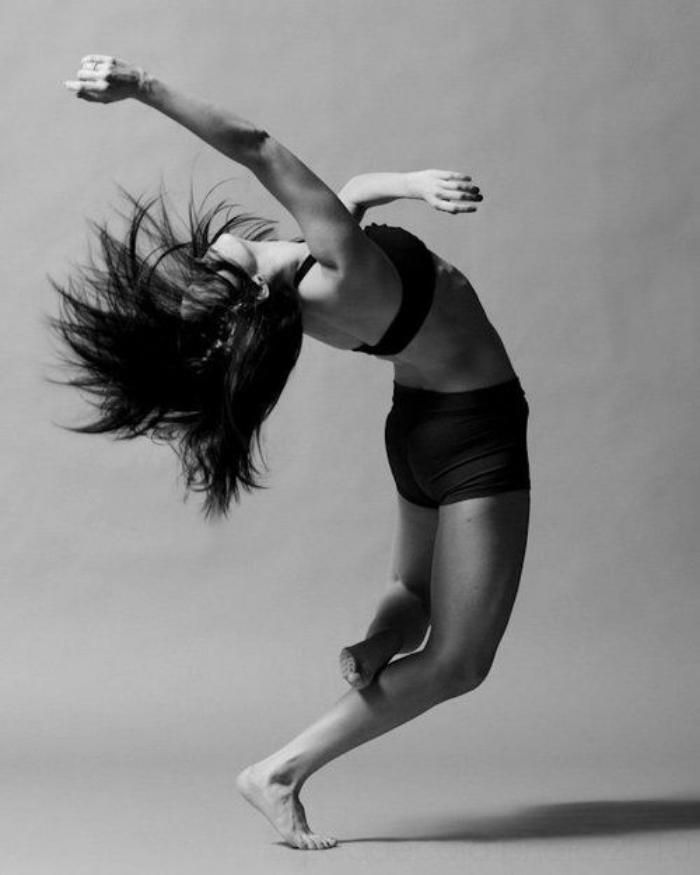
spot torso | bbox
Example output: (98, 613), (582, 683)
(297, 236), (517, 393)
(386, 254), (517, 391)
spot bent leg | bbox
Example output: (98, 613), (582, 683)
(424, 490), (530, 690)
(340, 495), (437, 688)
(239, 490), (530, 849)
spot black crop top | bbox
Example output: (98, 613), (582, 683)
(293, 224), (435, 356)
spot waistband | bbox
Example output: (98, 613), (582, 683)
(392, 376), (526, 411)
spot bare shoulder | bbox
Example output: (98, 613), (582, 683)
(296, 237), (402, 348)
(431, 250), (470, 286)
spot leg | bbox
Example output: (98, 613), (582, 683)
(238, 490), (530, 849)
(340, 495), (437, 688)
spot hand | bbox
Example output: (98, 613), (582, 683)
(64, 55), (147, 103)
(409, 169), (483, 214)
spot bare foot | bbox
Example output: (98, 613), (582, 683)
(339, 628), (402, 689)
(236, 764), (337, 850)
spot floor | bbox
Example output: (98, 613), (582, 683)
(2, 756), (698, 875)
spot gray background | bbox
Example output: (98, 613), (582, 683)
(1, 1), (699, 871)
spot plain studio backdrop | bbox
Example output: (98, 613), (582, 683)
(1, 1), (699, 873)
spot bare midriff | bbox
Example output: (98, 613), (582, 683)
(300, 252), (517, 393)
(384, 255), (517, 392)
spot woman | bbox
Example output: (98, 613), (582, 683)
(60, 56), (531, 850)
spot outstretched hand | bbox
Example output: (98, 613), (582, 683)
(411, 169), (483, 214)
(64, 55), (146, 103)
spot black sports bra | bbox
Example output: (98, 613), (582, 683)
(293, 224), (435, 356)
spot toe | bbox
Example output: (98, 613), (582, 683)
(339, 649), (357, 672)
(294, 832), (314, 850)
(307, 832), (336, 850)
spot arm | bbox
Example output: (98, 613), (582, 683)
(65, 56), (377, 274)
(338, 170), (483, 222)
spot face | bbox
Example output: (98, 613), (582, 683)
(207, 234), (257, 278)
(205, 234), (270, 301)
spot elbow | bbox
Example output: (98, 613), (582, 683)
(250, 127), (271, 152)
(232, 126), (271, 168)
(339, 176), (360, 199)
(338, 179), (363, 219)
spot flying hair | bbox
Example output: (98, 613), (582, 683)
(50, 185), (304, 517)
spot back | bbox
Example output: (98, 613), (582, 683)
(353, 224), (436, 357)
(387, 253), (517, 391)
(297, 224), (516, 392)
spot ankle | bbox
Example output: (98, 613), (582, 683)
(255, 754), (306, 790)
(368, 626), (403, 649)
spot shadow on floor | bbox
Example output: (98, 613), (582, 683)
(343, 797), (700, 843)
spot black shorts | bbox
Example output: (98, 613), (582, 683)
(385, 377), (531, 508)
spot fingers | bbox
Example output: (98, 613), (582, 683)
(441, 180), (480, 193)
(435, 186), (482, 204)
(427, 191), (481, 214)
(432, 201), (478, 214)
(76, 68), (101, 81)
(64, 79), (108, 99)
(424, 170), (482, 205)
(80, 54), (113, 66)
(65, 80), (108, 92)
(65, 55), (120, 101)
(436, 188), (482, 202)
(432, 170), (472, 182)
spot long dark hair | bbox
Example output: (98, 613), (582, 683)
(51, 188), (303, 517)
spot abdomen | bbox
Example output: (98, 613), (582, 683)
(390, 255), (517, 391)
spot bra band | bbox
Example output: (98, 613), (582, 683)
(294, 225), (435, 357)
(293, 253), (317, 287)
(355, 225), (435, 356)
(353, 262), (433, 356)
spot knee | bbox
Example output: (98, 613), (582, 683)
(388, 574), (431, 616)
(428, 650), (495, 701)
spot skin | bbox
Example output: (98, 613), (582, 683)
(65, 56), (530, 850)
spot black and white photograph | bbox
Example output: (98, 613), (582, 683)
(2, 1), (699, 872)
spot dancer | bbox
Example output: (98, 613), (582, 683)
(60, 56), (531, 850)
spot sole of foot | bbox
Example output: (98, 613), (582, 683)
(339, 629), (403, 690)
(339, 646), (376, 689)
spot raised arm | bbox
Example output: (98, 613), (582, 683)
(65, 56), (380, 275)
(338, 170), (483, 222)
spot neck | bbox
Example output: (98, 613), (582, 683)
(248, 240), (307, 289)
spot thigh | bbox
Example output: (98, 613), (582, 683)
(426, 490), (530, 665)
(389, 493), (439, 606)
